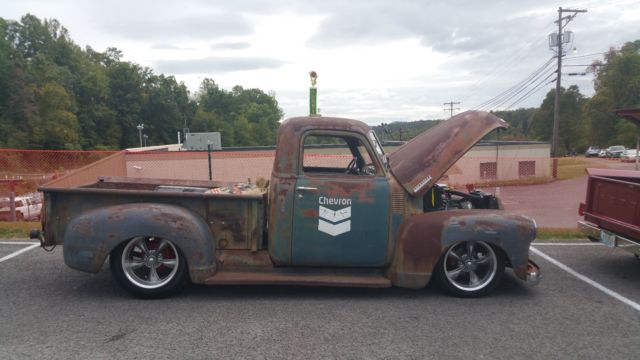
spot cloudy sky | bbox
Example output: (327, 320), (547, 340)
(4, 0), (640, 124)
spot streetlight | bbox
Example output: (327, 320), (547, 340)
(136, 124), (144, 147)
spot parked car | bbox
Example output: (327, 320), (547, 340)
(0, 194), (42, 221)
(585, 146), (601, 157)
(606, 145), (626, 158)
(598, 149), (608, 158)
(621, 149), (639, 162)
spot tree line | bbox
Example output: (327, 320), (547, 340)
(0, 14), (283, 150)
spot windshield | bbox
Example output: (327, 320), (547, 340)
(610, 146), (624, 151)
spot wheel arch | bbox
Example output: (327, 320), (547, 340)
(62, 203), (216, 282)
(387, 209), (536, 288)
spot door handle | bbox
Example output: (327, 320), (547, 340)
(297, 186), (318, 191)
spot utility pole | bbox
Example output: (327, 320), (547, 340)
(551, 7), (587, 157)
(443, 101), (460, 118)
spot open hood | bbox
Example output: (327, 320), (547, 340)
(389, 111), (508, 197)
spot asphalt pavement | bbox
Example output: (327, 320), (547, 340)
(0, 241), (639, 359)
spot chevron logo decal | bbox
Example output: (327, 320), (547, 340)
(317, 202), (352, 237)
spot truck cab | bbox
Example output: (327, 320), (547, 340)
(268, 117), (391, 267)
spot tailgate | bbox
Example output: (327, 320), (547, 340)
(584, 168), (640, 242)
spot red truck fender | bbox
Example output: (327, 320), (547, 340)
(387, 210), (537, 288)
(62, 203), (217, 282)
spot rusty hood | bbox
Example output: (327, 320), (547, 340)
(389, 111), (508, 197)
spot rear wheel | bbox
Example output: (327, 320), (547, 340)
(110, 236), (188, 299)
(434, 241), (504, 298)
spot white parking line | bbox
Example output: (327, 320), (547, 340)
(532, 242), (601, 246)
(530, 247), (640, 312)
(0, 243), (40, 263)
(0, 241), (39, 245)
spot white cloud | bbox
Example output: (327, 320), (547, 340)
(2, 0), (639, 124)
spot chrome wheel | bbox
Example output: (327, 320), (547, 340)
(443, 241), (498, 292)
(121, 236), (180, 290)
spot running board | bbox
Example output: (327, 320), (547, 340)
(202, 271), (391, 288)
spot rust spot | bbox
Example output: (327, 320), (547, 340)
(302, 209), (318, 218)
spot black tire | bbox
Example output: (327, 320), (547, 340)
(110, 236), (188, 299)
(434, 241), (505, 298)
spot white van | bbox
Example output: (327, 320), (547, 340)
(0, 195), (42, 221)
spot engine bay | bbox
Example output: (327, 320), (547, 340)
(423, 184), (501, 212)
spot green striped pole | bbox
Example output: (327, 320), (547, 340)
(309, 87), (317, 116)
(309, 71), (318, 116)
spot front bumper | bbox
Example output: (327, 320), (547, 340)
(525, 259), (541, 286)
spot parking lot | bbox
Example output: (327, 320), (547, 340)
(0, 240), (639, 359)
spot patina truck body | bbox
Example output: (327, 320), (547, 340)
(35, 111), (540, 298)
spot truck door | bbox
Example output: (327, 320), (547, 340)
(291, 131), (390, 267)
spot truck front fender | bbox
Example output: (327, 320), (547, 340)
(62, 203), (216, 282)
(387, 210), (536, 288)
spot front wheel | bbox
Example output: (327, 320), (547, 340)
(434, 241), (504, 298)
(110, 236), (188, 299)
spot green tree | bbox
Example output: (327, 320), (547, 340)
(532, 85), (586, 154)
(0, 14), (283, 150)
(491, 108), (537, 140)
(32, 82), (79, 149)
(193, 79), (283, 146)
(586, 40), (640, 147)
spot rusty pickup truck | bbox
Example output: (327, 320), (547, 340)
(32, 111), (540, 298)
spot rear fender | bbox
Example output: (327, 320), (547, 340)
(387, 210), (536, 288)
(62, 203), (216, 282)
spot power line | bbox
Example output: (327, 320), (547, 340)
(492, 69), (556, 110)
(563, 52), (606, 60)
(462, 20), (556, 102)
(475, 57), (555, 109)
(505, 76), (556, 110)
(474, 57), (555, 110)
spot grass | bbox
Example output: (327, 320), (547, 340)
(0, 221), (39, 239)
(473, 176), (554, 188)
(555, 156), (617, 181)
(537, 227), (586, 241)
(556, 157), (592, 180)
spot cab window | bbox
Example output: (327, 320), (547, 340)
(301, 133), (378, 176)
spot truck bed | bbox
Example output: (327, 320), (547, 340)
(39, 176), (267, 250)
(581, 168), (640, 243)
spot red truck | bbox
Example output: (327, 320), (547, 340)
(32, 111), (540, 298)
(578, 108), (640, 259)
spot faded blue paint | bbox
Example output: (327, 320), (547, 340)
(390, 213), (404, 246)
(291, 176), (390, 266)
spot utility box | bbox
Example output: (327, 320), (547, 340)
(183, 132), (222, 151)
